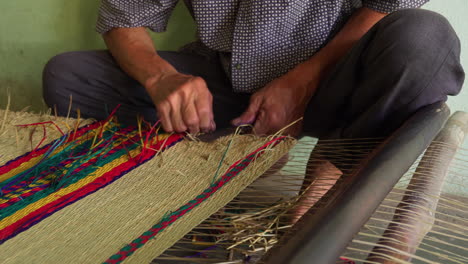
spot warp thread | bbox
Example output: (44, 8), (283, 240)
(104, 136), (286, 264)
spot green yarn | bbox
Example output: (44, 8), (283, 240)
(109, 255), (121, 260)
(211, 136), (235, 184)
(0, 127), (141, 220)
(121, 245), (132, 252)
(142, 231), (153, 237)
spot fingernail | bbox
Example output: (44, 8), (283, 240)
(211, 121), (216, 132)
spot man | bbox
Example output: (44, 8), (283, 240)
(43, 1), (464, 140)
(42, 0), (463, 223)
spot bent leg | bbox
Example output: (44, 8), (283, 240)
(303, 9), (465, 139)
(43, 50), (249, 128)
(304, 8), (465, 174)
(292, 9), (465, 222)
(43, 50), (149, 124)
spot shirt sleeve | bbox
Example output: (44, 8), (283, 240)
(363, 0), (429, 13)
(96, 0), (179, 34)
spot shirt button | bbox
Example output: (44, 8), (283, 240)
(234, 63), (242, 70)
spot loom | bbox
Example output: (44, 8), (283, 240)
(155, 102), (468, 264)
(0, 102), (467, 264)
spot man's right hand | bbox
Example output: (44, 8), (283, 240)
(103, 27), (215, 134)
(147, 72), (215, 134)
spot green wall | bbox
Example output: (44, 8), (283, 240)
(0, 0), (195, 112)
(0, 0), (466, 113)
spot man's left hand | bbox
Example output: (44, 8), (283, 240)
(232, 72), (317, 137)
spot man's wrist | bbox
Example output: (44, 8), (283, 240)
(143, 57), (178, 91)
(286, 58), (325, 95)
(144, 75), (162, 91)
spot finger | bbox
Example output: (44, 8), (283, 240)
(196, 92), (215, 133)
(157, 102), (173, 133)
(169, 96), (187, 133)
(211, 120), (216, 132)
(256, 110), (292, 136)
(232, 96), (262, 126)
(253, 110), (269, 135)
(182, 102), (200, 134)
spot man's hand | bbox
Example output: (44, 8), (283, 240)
(231, 7), (387, 137)
(147, 72), (215, 134)
(232, 72), (317, 137)
(103, 27), (215, 134)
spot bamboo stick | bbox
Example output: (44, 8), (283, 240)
(368, 111), (468, 263)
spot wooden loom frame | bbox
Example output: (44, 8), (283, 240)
(155, 101), (467, 263)
(262, 102), (451, 263)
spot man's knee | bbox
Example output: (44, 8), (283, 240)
(395, 10), (463, 93)
(379, 9), (459, 55)
(365, 9), (463, 96)
(390, 8), (452, 30)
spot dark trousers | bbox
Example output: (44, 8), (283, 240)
(43, 9), (464, 140)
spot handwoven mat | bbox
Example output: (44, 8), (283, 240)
(0, 109), (295, 264)
(0, 109), (93, 164)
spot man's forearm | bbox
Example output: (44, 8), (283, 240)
(288, 7), (387, 94)
(103, 27), (215, 133)
(103, 27), (177, 90)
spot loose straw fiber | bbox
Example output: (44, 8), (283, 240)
(0, 109), (92, 164)
(0, 109), (295, 263)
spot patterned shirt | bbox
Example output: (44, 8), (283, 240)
(97, 0), (428, 93)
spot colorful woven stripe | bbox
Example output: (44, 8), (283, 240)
(0, 120), (182, 244)
(105, 136), (286, 264)
(0, 121), (102, 183)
